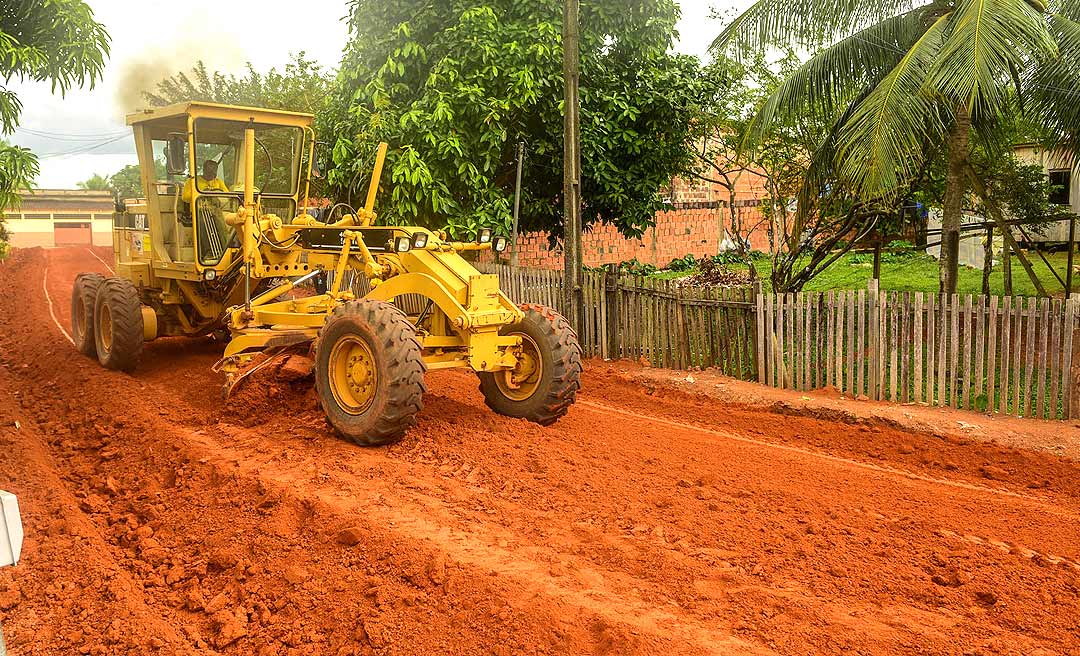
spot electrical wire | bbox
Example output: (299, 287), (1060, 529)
(36, 133), (131, 159)
(15, 126), (130, 141)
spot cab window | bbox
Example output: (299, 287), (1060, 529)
(193, 119), (303, 196)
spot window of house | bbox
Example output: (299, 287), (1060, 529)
(1049, 169), (1071, 206)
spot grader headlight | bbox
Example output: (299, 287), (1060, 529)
(411, 232), (428, 249)
(492, 236), (508, 253)
(478, 228), (492, 244)
(393, 236), (412, 253)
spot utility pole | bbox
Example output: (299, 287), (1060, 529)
(511, 142), (524, 269)
(562, 0), (582, 333)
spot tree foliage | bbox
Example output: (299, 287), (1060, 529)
(0, 0), (109, 250)
(142, 52), (331, 114)
(322, 0), (702, 239)
(77, 172), (111, 191)
(108, 164), (143, 200)
(714, 0), (1080, 294)
(690, 48), (904, 292)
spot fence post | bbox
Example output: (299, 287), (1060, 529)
(867, 278), (880, 400)
(754, 280), (765, 383)
(604, 263), (619, 360)
(1067, 297), (1079, 418)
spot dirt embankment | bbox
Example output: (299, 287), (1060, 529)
(0, 246), (1078, 656)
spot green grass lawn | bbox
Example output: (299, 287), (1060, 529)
(659, 250), (1074, 297)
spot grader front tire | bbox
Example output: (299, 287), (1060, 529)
(479, 304), (582, 426)
(94, 277), (144, 372)
(71, 273), (105, 357)
(314, 300), (427, 447)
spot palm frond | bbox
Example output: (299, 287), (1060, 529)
(747, 8), (934, 148)
(712, 0), (926, 55)
(930, 0), (1057, 116)
(1048, 0), (1080, 21)
(1026, 13), (1080, 154)
(835, 13), (953, 198)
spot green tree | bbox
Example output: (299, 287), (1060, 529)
(690, 48), (903, 292)
(142, 52), (331, 114)
(0, 0), (109, 255)
(713, 0), (1079, 294)
(77, 172), (111, 191)
(108, 163), (144, 200)
(321, 0), (702, 239)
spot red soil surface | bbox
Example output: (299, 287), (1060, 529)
(0, 246), (1078, 655)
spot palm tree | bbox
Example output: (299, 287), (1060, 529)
(77, 173), (111, 191)
(713, 0), (1078, 294)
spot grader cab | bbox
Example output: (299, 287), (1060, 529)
(70, 102), (581, 445)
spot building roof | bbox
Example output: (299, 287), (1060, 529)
(5, 189), (115, 213)
(126, 101), (314, 127)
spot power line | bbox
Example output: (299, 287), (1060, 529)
(36, 133), (131, 159)
(15, 126), (130, 140)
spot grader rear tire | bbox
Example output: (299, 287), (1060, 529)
(71, 273), (105, 357)
(94, 277), (144, 372)
(314, 300), (427, 446)
(479, 304), (582, 425)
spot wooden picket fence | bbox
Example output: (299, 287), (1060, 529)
(757, 281), (1080, 419)
(476, 262), (758, 378)
(476, 263), (1079, 420)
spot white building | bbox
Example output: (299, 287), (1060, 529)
(1013, 144), (1078, 244)
(2, 189), (114, 247)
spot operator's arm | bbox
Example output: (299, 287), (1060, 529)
(181, 177), (194, 203)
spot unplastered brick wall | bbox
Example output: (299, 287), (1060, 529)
(495, 168), (773, 270)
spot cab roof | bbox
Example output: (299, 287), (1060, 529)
(125, 101), (314, 128)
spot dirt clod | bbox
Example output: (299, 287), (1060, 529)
(335, 527), (364, 546)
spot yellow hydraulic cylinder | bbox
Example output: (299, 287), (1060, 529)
(242, 125), (256, 261)
(243, 125), (256, 309)
(362, 142), (388, 222)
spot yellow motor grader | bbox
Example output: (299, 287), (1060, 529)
(70, 102), (581, 445)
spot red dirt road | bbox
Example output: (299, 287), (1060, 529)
(0, 246), (1078, 655)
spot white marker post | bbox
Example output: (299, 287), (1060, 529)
(0, 490), (23, 656)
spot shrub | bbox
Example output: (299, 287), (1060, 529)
(666, 254), (697, 272)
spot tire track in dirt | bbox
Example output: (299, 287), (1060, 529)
(213, 363), (1080, 654)
(580, 399), (1077, 513)
(178, 424), (769, 656)
(85, 246), (115, 273)
(42, 265), (74, 345)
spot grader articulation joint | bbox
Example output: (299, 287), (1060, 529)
(70, 102), (582, 445)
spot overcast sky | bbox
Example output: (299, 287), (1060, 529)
(7, 0), (741, 188)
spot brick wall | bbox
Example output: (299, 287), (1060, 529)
(501, 168), (773, 270)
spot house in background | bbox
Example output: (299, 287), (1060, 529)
(1013, 143), (1078, 245)
(2, 189), (114, 248)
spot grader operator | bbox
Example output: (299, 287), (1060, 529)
(70, 102), (581, 445)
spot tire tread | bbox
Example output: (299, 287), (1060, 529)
(94, 277), (144, 372)
(315, 300), (427, 446)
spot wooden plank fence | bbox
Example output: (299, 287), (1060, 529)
(470, 263), (1080, 420)
(757, 280), (1080, 419)
(477, 262), (758, 379)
